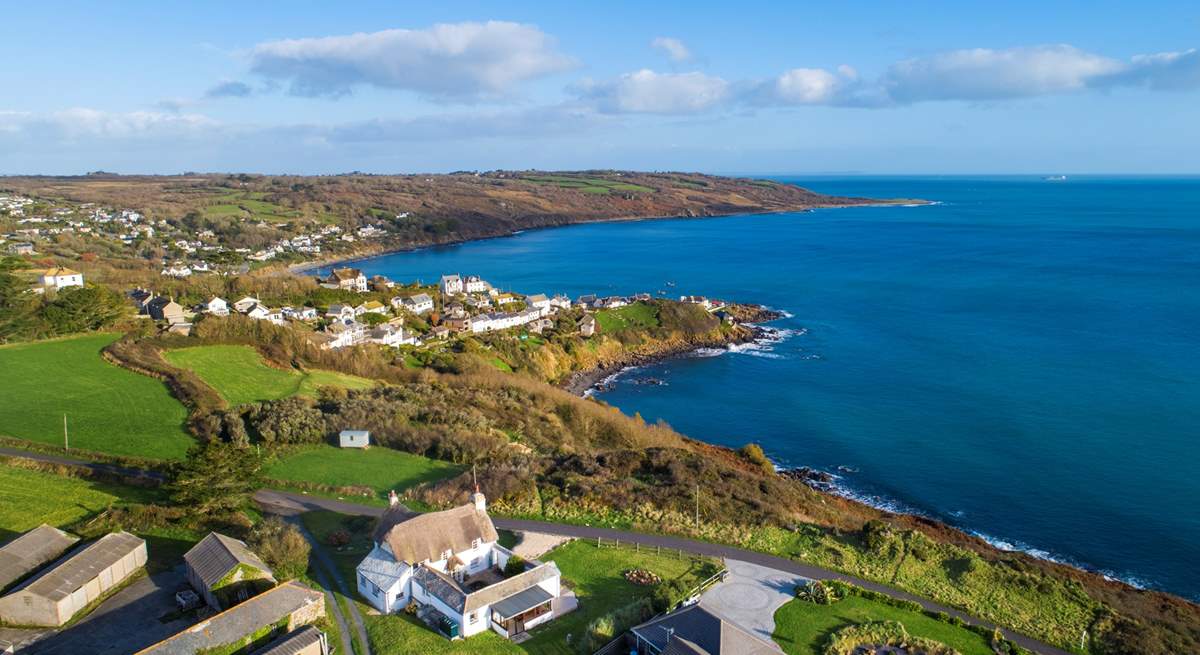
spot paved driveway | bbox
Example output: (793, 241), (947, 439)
(700, 559), (810, 648)
(22, 569), (194, 655)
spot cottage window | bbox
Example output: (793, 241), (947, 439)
(371, 582), (381, 597)
(471, 538), (480, 549)
(468, 611), (478, 624)
(441, 549), (452, 561)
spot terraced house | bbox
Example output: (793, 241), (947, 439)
(357, 491), (565, 640)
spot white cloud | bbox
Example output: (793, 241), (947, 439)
(1095, 48), (1200, 91)
(882, 45), (1123, 103)
(651, 37), (692, 62)
(772, 68), (842, 104)
(576, 70), (729, 114)
(0, 108), (216, 140)
(249, 21), (576, 100)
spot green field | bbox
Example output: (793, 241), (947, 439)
(772, 595), (994, 655)
(0, 334), (193, 459)
(594, 302), (660, 332)
(164, 344), (374, 406)
(266, 446), (462, 501)
(520, 175), (655, 195)
(201, 190), (300, 223)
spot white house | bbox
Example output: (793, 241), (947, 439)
(463, 275), (491, 294)
(526, 294), (551, 316)
(356, 492), (563, 640)
(203, 297), (229, 316)
(326, 304), (357, 321)
(319, 321), (365, 349)
(161, 264), (193, 278)
(283, 306), (318, 321)
(440, 274), (464, 296)
(40, 267), (83, 290)
(356, 301), (389, 316)
(339, 430), (370, 448)
(367, 324), (410, 347)
(394, 293), (434, 315)
(325, 268), (368, 293)
(233, 297), (261, 314)
(245, 304), (271, 321)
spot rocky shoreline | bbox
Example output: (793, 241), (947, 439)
(561, 303), (784, 397)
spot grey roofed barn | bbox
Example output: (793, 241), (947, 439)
(184, 532), (275, 590)
(0, 525), (78, 592)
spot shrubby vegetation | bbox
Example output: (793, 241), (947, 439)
(0, 257), (125, 342)
(248, 516), (311, 581)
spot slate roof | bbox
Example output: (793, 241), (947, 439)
(13, 532), (143, 601)
(631, 605), (777, 655)
(136, 581), (324, 655)
(0, 525), (78, 592)
(184, 532), (275, 590)
(248, 625), (325, 655)
(463, 562), (559, 613)
(356, 547), (408, 591)
(490, 585), (553, 620)
(372, 503), (498, 565)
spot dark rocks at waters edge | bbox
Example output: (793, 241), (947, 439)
(781, 467), (837, 491)
(723, 303), (785, 324)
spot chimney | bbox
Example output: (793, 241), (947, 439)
(388, 490), (399, 507)
(471, 491), (486, 512)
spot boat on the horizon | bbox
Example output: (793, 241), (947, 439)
(1044, 175), (1068, 181)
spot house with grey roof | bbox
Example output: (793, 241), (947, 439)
(136, 580), (325, 655)
(357, 491), (563, 640)
(629, 605), (778, 655)
(0, 524), (78, 593)
(184, 532), (276, 610)
(0, 531), (146, 626)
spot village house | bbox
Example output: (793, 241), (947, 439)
(136, 581), (326, 655)
(318, 321), (365, 349)
(356, 492), (565, 640)
(369, 274), (395, 291)
(325, 303), (357, 321)
(367, 323), (410, 347)
(161, 264), (192, 278)
(427, 325), (451, 341)
(0, 525), (78, 593)
(440, 274), (464, 296)
(576, 294), (597, 308)
(629, 604), (778, 654)
(324, 267), (368, 292)
(245, 304), (271, 321)
(7, 242), (34, 255)
(394, 293), (434, 315)
(680, 295), (713, 310)
(39, 267), (83, 290)
(356, 300), (388, 316)
(128, 287), (156, 314)
(443, 311), (472, 333)
(549, 294), (572, 311)
(579, 314), (597, 337)
(233, 297), (262, 314)
(526, 294), (551, 316)
(339, 430), (370, 448)
(147, 297), (187, 325)
(463, 275), (491, 294)
(184, 532), (276, 611)
(282, 306), (318, 321)
(203, 297), (229, 316)
(0, 531), (146, 627)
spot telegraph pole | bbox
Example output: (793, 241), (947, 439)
(63, 414), (69, 452)
(694, 484), (700, 529)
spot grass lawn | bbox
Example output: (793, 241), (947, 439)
(594, 302), (659, 332)
(0, 333), (193, 459)
(772, 595), (995, 655)
(0, 465), (197, 574)
(164, 344), (374, 406)
(266, 445), (462, 502)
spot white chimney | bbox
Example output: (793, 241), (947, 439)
(471, 491), (486, 512)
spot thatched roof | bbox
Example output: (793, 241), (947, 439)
(373, 503), (498, 565)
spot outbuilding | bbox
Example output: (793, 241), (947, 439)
(0, 531), (146, 627)
(339, 430), (370, 448)
(0, 525), (78, 593)
(184, 532), (276, 610)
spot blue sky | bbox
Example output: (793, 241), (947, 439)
(1, 0), (1198, 174)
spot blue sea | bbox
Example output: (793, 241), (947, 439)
(323, 176), (1200, 600)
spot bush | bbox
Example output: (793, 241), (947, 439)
(504, 554), (526, 576)
(578, 598), (653, 654)
(248, 516), (311, 580)
(738, 443), (775, 475)
(326, 530), (351, 547)
(797, 579), (841, 605)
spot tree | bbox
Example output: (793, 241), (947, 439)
(0, 271), (38, 342)
(169, 441), (263, 515)
(41, 285), (124, 334)
(248, 517), (310, 581)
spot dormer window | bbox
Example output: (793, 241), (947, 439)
(471, 538), (480, 549)
(442, 549), (452, 561)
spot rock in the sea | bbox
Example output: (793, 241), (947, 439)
(781, 466), (836, 490)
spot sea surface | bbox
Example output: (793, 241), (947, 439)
(324, 176), (1200, 600)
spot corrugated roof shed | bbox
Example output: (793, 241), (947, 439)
(248, 625), (325, 655)
(184, 533), (275, 589)
(631, 605), (777, 655)
(136, 581), (324, 655)
(0, 525), (78, 592)
(15, 531), (144, 601)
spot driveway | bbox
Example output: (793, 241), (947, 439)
(700, 559), (808, 649)
(22, 569), (194, 655)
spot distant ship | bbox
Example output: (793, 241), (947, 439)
(1043, 175), (1068, 181)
